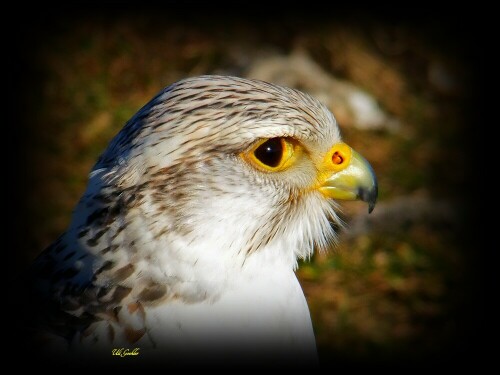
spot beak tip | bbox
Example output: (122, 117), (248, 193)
(359, 185), (377, 214)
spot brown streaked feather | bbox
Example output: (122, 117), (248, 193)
(137, 284), (168, 303)
(124, 327), (146, 344)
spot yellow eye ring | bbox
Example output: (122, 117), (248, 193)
(241, 137), (299, 172)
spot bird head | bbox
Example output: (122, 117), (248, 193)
(79, 75), (377, 273)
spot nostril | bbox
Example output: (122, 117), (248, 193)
(332, 151), (344, 165)
(326, 143), (351, 172)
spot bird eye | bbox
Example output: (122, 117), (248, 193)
(254, 138), (284, 168)
(242, 137), (298, 172)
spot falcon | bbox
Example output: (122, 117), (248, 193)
(27, 75), (377, 367)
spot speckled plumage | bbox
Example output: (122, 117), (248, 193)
(27, 75), (376, 367)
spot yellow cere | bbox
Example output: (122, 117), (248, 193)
(314, 142), (353, 191)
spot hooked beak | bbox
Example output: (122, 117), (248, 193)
(317, 143), (378, 213)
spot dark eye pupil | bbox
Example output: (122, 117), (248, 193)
(254, 138), (283, 167)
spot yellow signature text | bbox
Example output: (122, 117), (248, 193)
(111, 348), (140, 357)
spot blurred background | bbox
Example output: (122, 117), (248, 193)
(11, 6), (483, 368)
